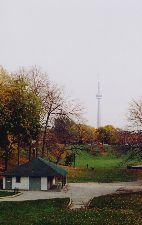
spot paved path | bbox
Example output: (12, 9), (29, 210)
(1, 181), (142, 209)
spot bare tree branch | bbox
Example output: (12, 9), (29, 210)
(128, 99), (142, 130)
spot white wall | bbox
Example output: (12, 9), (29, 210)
(53, 177), (56, 185)
(12, 177), (29, 190)
(41, 177), (56, 190)
(3, 176), (64, 190)
(3, 177), (5, 189)
(41, 177), (47, 190)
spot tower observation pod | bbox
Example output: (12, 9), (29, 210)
(96, 81), (102, 128)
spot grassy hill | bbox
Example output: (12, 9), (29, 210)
(66, 146), (142, 183)
(75, 150), (124, 168)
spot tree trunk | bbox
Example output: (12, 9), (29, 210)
(33, 148), (36, 158)
(17, 139), (21, 165)
(4, 158), (8, 171)
(29, 141), (32, 161)
(4, 146), (9, 171)
(42, 112), (50, 157)
(35, 138), (39, 158)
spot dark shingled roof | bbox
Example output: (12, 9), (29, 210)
(4, 157), (67, 177)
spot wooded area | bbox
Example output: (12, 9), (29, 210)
(0, 66), (142, 172)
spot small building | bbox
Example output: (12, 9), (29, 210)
(127, 165), (142, 170)
(3, 157), (67, 191)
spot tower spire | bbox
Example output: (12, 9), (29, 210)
(96, 78), (102, 128)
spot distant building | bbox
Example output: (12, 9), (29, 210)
(3, 157), (67, 191)
(96, 80), (102, 128)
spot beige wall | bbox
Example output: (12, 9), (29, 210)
(3, 177), (5, 189)
(3, 175), (63, 190)
(12, 177), (29, 190)
(41, 177), (48, 190)
(53, 177), (56, 185)
(12, 176), (54, 190)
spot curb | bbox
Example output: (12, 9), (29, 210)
(67, 197), (72, 208)
(0, 192), (22, 199)
(85, 197), (93, 209)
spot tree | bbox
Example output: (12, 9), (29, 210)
(9, 76), (42, 164)
(13, 66), (49, 157)
(0, 68), (42, 170)
(128, 99), (142, 130)
(53, 116), (76, 144)
(125, 99), (142, 161)
(75, 123), (97, 145)
(96, 125), (118, 145)
(64, 153), (75, 166)
(0, 66), (83, 169)
(41, 85), (83, 156)
(0, 66), (13, 170)
(15, 67), (83, 157)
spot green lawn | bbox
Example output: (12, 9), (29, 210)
(75, 151), (124, 168)
(0, 191), (15, 197)
(66, 149), (142, 183)
(67, 150), (138, 183)
(89, 192), (142, 225)
(67, 167), (137, 183)
(0, 193), (142, 225)
(0, 198), (70, 225)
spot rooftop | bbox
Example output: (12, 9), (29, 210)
(4, 157), (67, 177)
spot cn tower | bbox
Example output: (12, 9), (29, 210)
(96, 80), (102, 128)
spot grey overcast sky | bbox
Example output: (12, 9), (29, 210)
(0, 0), (142, 128)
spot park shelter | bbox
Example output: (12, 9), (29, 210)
(3, 157), (67, 191)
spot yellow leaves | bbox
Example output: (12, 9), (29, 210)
(47, 143), (68, 163)
(72, 123), (97, 143)
(0, 66), (10, 84)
